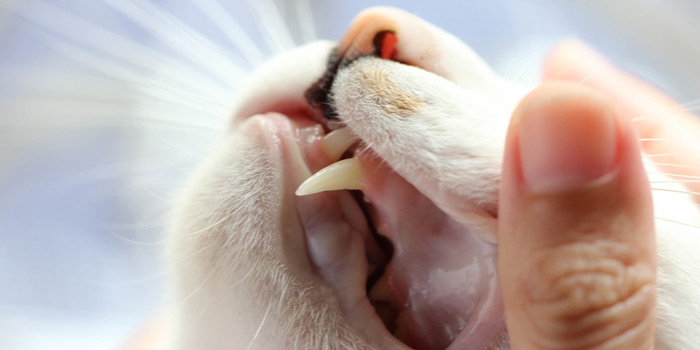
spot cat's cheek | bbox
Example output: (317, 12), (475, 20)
(167, 115), (300, 348)
(167, 113), (391, 349)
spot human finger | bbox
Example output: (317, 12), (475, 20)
(499, 82), (657, 349)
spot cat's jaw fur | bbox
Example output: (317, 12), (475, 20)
(167, 7), (700, 350)
(168, 110), (387, 350)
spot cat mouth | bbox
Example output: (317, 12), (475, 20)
(230, 8), (508, 350)
(290, 123), (505, 350)
(297, 29), (505, 350)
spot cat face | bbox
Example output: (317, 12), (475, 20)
(168, 7), (700, 350)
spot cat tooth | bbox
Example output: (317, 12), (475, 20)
(368, 274), (392, 303)
(296, 158), (364, 196)
(321, 127), (358, 161)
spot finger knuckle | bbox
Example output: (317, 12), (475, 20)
(523, 240), (656, 348)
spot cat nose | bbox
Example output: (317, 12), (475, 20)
(336, 7), (427, 65)
(305, 7), (429, 120)
(335, 7), (499, 91)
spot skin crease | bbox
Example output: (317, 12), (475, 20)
(145, 9), (700, 350)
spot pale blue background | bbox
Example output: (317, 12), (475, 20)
(1, 0), (699, 348)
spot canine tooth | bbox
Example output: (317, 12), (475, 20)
(296, 158), (364, 196)
(322, 127), (358, 161)
(369, 274), (392, 303)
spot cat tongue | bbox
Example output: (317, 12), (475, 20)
(360, 155), (504, 350)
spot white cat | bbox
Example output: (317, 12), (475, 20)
(166, 7), (700, 350)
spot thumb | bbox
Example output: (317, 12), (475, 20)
(499, 83), (657, 349)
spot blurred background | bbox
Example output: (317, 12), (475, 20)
(1, 0), (699, 348)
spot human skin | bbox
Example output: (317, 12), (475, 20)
(499, 40), (700, 349)
(499, 83), (656, 349)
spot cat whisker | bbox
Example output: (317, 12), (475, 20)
(644, 152), (689, 158)
(46, 38), (229, 111)
(471, 94), (522, 130)
(98, 272), (169, 288)
(630, 115), (650, 122)
(3, 88), (227, 125)
(498, 48), (537, 86)
(189, 210), (242, 237)
(248, 0), (297, 53)
(4, 86), (225, 118)
(644, 161), (700, 170)
(657, 254), (700, 288)
(646, 171), (700, 179)
(176, 239), (220, 265)
(628, 97), (700, 122)
(674, 97), (700, 110)
(100, 218), (169, 232)
(174, 268), (217, 306)
(194, 0), (265, 65)
(651, 180), (700, 184)
(654, 217), (700, 230)
(246, 302), (272, 350)
(2, 94), (223, 131)
(103, 0), (247, 82)
(3, 112), (220, 132)
(107, 230), (166, 247)
(575, 75), (592, 85)
(469, 56), (536, 129)
(9, 1), (228, 92)
(294, 0), (317, 44)
(640, 138), (700, 142)
(651, 187), (700, 197)
(125, 116), (220, 131)
(643, 99), (700, 116)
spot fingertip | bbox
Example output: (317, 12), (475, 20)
(501, 82), (653, 245)
(506, 83), (622, 193)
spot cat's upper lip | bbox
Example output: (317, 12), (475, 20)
(229, 40), (335, 129)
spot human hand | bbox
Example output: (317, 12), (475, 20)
(498, 43), (668, 349)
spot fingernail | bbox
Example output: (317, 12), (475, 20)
(518, 93), (617, 192)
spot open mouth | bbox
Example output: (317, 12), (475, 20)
(291, 122), (505, 350)
(229, 8), (511, 350)
(296, 30), (504, 350)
